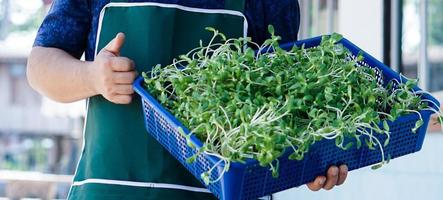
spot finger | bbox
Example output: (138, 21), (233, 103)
(323, 166), (339, 190)
(306, 176), (326, 191)
(337, 165), (348, 186)
(112, 85), (134, 95)
(110, 94), (132, 104)
(104, 32), (125, 56)
(110, 57), (135, 72)
(113, 71), (137, 84)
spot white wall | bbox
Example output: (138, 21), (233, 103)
(337, 0), (384, 60)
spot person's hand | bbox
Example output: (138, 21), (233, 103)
(428, 113), (442, 133)
(87, 32), (137, 104)
(306, 165), (348, 191)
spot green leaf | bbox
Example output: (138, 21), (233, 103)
(155, 81), (162, 91)
(332, 134), (344, 147)
(142, 71), (149, 79)
(357, 51), (364, 61)
(205, 27), (216, 33)
(201, 172), (211, 185)
(405, 79), (418, 89)
(347, 85), (352, 99)
(383, 137), (390, 147)
(219, 32), (227, 41)
(271, 169), (279, 178)
(159, 92), (168, 103)
(186, 138), (196, 149)
(272, 161), (280, 178)
(289, 151), (304, 161)
(412, 119), (424, 133)
(177, 127), (186, 136)
(383, 120), (390, 132)
(331, 33), (343, 43)
(365, 139), (375, 150)
(268, 24), (275, 35)
(186, 154), (197, 163)
(356, 137), (362, 149)
(343, 142), (354, 150)
(371, 163), (383, 170)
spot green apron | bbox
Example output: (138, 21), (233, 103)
(67, 1), (247, 200)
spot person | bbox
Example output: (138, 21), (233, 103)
(27, 0), (348, 199)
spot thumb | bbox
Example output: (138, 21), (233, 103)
(104, 32), (125, 56)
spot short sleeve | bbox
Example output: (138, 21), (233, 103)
(33, 0), (91, 59)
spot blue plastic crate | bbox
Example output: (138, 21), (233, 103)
(133, 36), (440, 200)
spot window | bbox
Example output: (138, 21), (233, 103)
(401, 0), (443, 92)
(9, 63), (27, 106)
(299, 0), (339, 39)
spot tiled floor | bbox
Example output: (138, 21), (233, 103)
(274, 134), (443, 200)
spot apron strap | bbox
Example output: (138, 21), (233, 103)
(109, 0), (245, 13)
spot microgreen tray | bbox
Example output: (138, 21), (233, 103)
(134, 36), (440, 200)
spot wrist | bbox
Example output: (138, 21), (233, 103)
(83, 61), (99, 97)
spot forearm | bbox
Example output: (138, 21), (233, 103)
(28, 34), (136, 104)
(27, 47), (97, 103)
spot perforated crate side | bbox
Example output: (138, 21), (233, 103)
(134, 34), (440, 200)
(141, 99), (223, 199)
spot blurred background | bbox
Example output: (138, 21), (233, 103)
(0, 0), (83, 199)
(0, 0), (442, 199)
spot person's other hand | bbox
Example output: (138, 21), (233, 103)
(306, 165), (348, 191)
(428, 113), (442, 133)
(88, 32), (137, 104)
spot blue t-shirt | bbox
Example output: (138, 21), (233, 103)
(34, 0), (300, 61)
